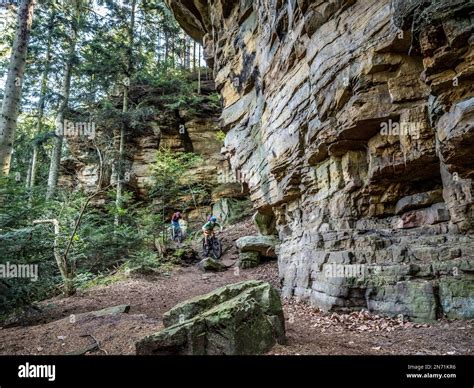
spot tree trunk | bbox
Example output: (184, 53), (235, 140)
(193, 40), (196, 72)
(28, 10), (55, 189)
(27, 144), (38, 189)
(46, 136), (63, 199)
(114, 118), (126, 227)
(0, 0), (36, 176)
(46, 28), (76, 200)
(33, 218), (75, 295)
(182, 38), (185, 68)
(164, 29), (169, 64)
(171, 34), (175, 68)
(156, 29), (162, 64)
(115, 0), (137, 226)
(197, 44), (201, 94)
(185, 36), (190, 69)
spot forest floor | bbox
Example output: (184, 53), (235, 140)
(0, 218), (472, 356)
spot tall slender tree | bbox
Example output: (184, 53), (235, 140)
(197, 44), (201, 94)
(46, 0), (86, 199)
(27, 9), (56, 189)
(0, 0), (36, 176)
(115, 0), (137, 226)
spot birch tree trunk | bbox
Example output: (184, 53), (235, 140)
(0, 0), (36, 176)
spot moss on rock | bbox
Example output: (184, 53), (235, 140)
(136, 280), (285, 355)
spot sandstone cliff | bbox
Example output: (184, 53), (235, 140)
(167, 0), (474, 320)
(59, 82), (247, 223)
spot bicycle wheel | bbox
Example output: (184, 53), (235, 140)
(202, 238), (210, 257)
(172, 227), (181, 242)
(211, 238), (222, 260)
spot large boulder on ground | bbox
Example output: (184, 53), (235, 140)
(236, 235), (278, 258)
(197, 257), (227, 272)
(136, 280), (286, 355)
(238, 251), (260, 268)
(172, 246), (200, 266)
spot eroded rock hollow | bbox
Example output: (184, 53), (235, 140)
(167, 0), (474, 320)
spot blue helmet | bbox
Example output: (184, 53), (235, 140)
(210, 216), (217, 222)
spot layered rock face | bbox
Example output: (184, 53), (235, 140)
(168, 0), (474, 320)
(59, 86), (246, 223)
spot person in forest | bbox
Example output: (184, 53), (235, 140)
(171, 211), (182, 240)
(202, 216), (222, 247)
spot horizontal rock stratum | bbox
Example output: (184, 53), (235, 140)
(166, 0), (474, 320)
(136, 280), (286, 355)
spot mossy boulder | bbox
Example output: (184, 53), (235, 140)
(136, 280), (285, 355)
(238, 251), (261, 268)
(197, 257), (227, 272)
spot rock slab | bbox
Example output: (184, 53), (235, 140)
(136, 280), (286, 355)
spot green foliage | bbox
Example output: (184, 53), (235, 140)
(164, 91), (221, 113)
(124, 250), (161, 275)
(133, 205), (164, 246)
(173, 248), (186, 258)
(207, 92), (222, 109)
(0, 177), (44, 229)
(0, 227), (61, 313)
(0, 175), (163, 315)
(215, 130), (226, 143)
(76, 269), (126, 289)
(226, 199), (254, 225)
(145, 68), (191, 94)
(0, 0), (228, 319)
(149, 148), (203, 207)
(0, 175), (60, 313)
(72, 213), (141, 271)
(72, 271), (96, 289)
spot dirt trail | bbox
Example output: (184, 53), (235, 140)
(0, 218), (472, 355)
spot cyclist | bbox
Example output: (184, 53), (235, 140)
(202, 216), (222, 247)
(171, 211), (182, 241)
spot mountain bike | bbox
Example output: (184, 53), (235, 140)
(171, 224), (184, 243)
(202, 234), (222, 260)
